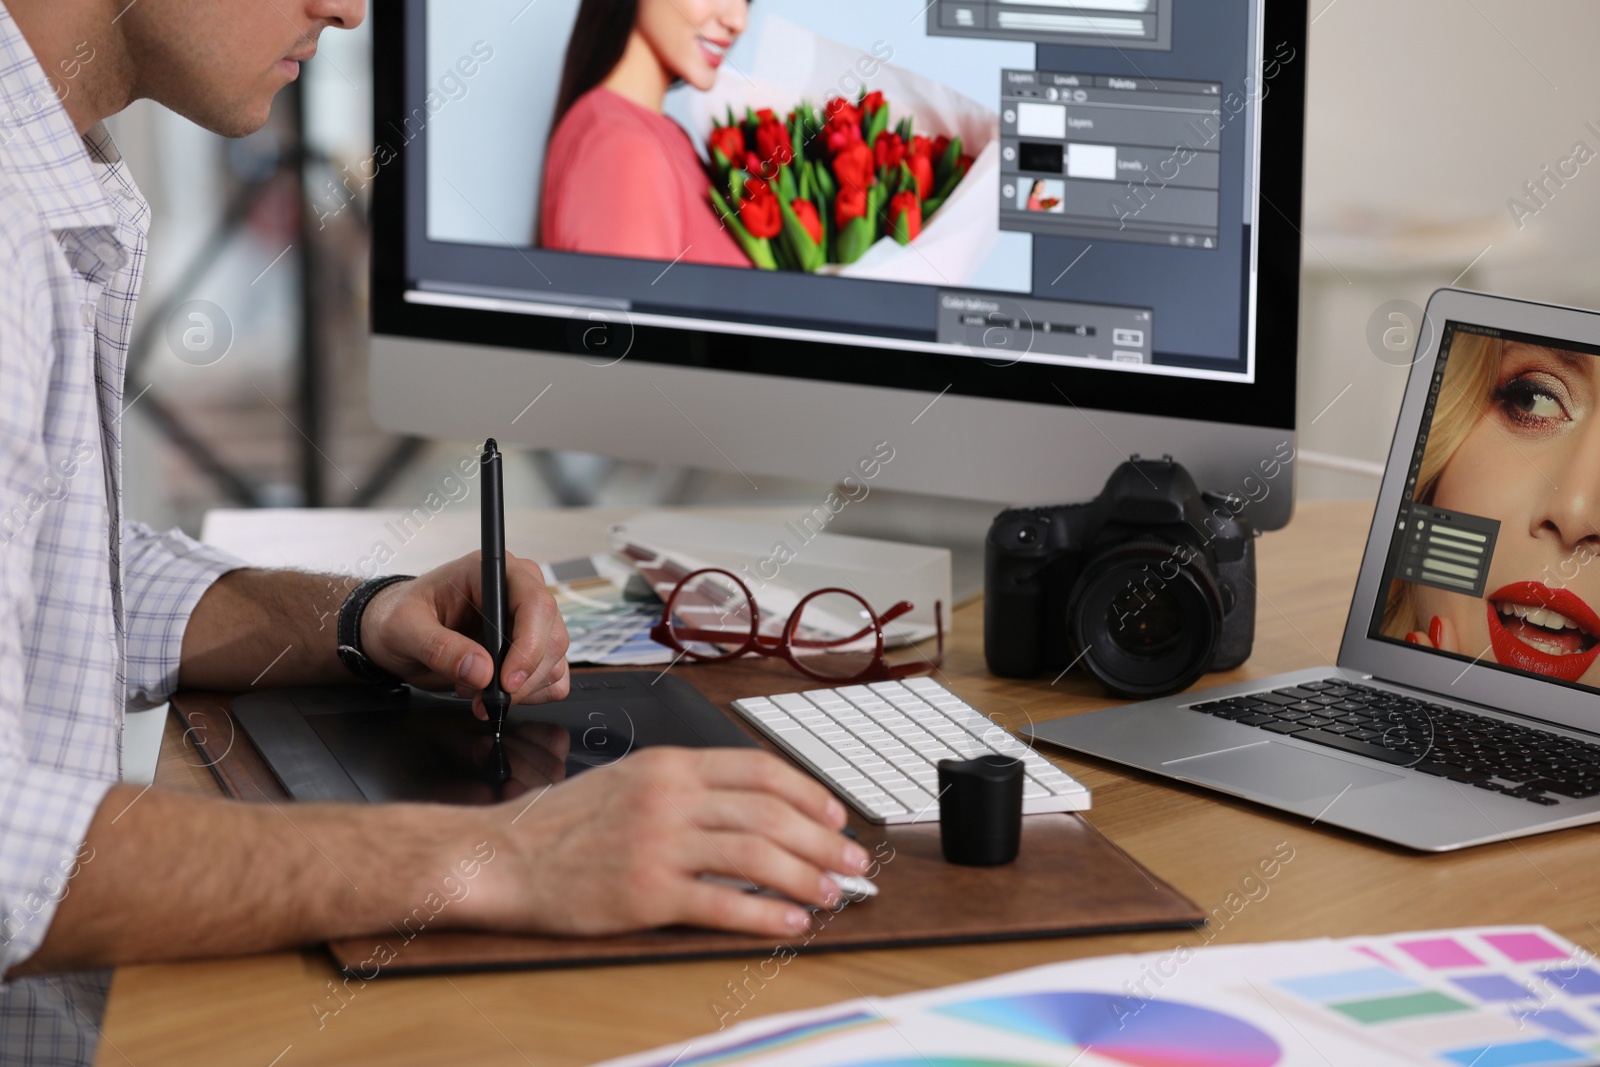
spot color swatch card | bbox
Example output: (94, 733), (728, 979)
(1276, 927), (1600, 1067)
(598, 928), (1599, 1067)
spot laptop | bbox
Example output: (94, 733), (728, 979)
(1024, 288), (1600, 851)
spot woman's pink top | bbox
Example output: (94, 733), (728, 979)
(541, 88), (750, 267)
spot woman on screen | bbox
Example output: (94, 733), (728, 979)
(1382, 332), (1600, 685)
(539, 0), (752, 267)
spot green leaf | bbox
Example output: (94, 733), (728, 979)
(930, 165), (964, 205)
(837, 215), (875, 264)
(896, 116), (913, 144)
(922, 194), (947, 219)
(867, 183), (888, 239)
(897, 161), (916, 196)
(798, 161), (815, 202)
(776, 162), (799, 203)
(814, 189), (833, 261)
(779, 197), (825, 272)
(708, 186), (778, 270)
(936, 136), (963, 182)
(771, 235), (796, 272)
(729, 168), (748, 203)
(864, 105), (890, 147)
(892, 209), (915, 246)
(815, 164), (838, 201)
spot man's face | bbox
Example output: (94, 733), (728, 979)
(123, 0), (366, 137)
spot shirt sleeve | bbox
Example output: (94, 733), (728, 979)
(120, 521), (245, 709)
(0, 207), (113, 975)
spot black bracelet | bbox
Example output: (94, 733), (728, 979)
(336, 574), (416, 687)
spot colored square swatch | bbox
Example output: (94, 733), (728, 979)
(1442, 1039), (1591, 1067)
(1278, 967), (1420, 1001)
(1331, 990), (1473, 1024)
(1451, 974), (1536, 1002)
(1398, 938), (1484, 968)
(1513, 1008), (1592, 1037)
(1538, 967), (1600, 995)
(1483, 933), (1571, 963)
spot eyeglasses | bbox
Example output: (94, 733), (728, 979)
(648, 567), (944, 684)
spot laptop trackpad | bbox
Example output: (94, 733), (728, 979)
(1170, 741), (1403, 802)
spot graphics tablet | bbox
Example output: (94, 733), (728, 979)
(233, 672), (756, 804)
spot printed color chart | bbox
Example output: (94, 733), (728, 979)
(1274, 928), (1600, 1066)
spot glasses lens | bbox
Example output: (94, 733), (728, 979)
(666, 571), (755, 660)
(791, 591), (881, 680)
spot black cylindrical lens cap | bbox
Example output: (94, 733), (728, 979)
(938, 755), (1024, 866)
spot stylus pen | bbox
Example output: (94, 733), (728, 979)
(481, 439), (512, 740)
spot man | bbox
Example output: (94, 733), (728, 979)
(0, 0), (867, 1046)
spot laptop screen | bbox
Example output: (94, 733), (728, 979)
(1370, 321), (1600, 693)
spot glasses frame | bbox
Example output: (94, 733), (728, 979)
(649, 568), (944, 684)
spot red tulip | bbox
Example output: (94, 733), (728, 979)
(931, 134), (952, 159)
(956, 154), (974, 177)
(910, 135), (933, 159)
(709, 125), (745, 165)
(835, 185), (868, 229)
(889, 190), (921, 241)
(739, 178), (782, 239)
(755, 115), (794, 169)
(754, 108), (778, 125)
(824, 96), (862, 129)
(862, 90), (886, 116)
(791, 198), (823, 244)
(907, 152), (934, 199)
(824, 118), (862, 157)
(744, 150), (777, 180)
(873, 131), (905, 171)
(833, 140), (875, 194)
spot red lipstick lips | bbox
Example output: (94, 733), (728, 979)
(1485, 581), (1600, 683)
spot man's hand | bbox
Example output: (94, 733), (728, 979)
(466, 748), (872, 939)
(360, 551), (571, 714)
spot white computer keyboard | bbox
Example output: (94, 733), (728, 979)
(731, 678), (1090, 825)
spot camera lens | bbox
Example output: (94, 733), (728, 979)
(1066, 543), (1223, 698)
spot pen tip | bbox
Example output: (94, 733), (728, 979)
(484, 437), (498, 453)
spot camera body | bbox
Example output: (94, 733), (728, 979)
(985, 456), (1256, 697)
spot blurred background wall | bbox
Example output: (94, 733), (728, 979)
(107, 0), (1600, 542)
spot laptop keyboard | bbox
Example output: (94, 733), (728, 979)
(1188, 679), (1600, 806)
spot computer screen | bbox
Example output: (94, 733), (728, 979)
(1371, 322), (1600, 693)
(375, 0), (1304, 430)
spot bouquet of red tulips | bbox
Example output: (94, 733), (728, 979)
(706, 89), (974, 272)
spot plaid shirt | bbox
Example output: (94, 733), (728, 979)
(0, 0), (242, 1008)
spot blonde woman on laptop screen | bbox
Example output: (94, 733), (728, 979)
(1382, 332), (1600, 686)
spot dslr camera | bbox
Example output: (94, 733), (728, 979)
(985, 456), (1256, 698)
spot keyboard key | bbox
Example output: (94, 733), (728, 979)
(1237, 714), (1279, 726)
(1295, 729), (1418, 766)
(1262, 721), (1308, 735)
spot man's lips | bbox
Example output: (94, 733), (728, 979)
(1485, 581), (1600, 683)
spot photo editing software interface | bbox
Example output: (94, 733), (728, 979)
(1372, 323), (1600, 694)
(410, 0), (1282, 381)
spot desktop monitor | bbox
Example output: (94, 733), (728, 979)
(370, 0), (1307, 528)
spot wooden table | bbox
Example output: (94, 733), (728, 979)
(96, 501), (1600, 1066)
